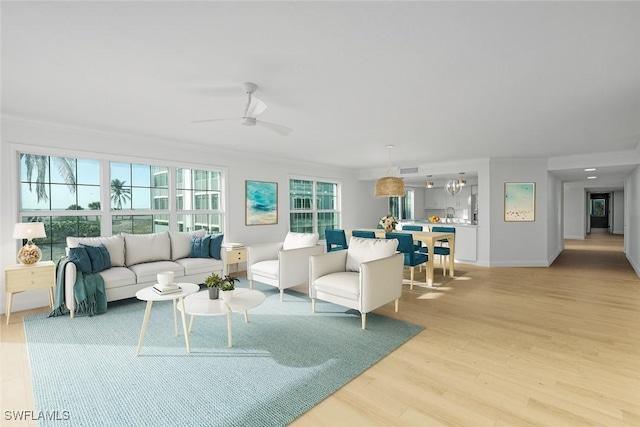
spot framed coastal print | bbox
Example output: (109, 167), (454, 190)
(245, 180), (278, 225)
(504, 182), (535, 222)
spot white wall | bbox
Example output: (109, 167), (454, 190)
(0, 119), (381, 313)
(488, 158), (550, 267)
(626, 165), (640, 275)
(563, 187), (586, 239)
(547, 172), (563, 264)
(612, 190), (624, 235)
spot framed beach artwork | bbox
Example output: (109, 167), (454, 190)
(245, 180), (278, 225)
(504, 182), (536, 222)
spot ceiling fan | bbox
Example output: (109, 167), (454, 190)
(191, 82), (292, 136)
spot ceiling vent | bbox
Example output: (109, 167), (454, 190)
(399, 167), (419, 175)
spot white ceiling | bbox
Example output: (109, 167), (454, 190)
(2, 1), (639, 188)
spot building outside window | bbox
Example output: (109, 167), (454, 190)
(289, 178), (340, 240)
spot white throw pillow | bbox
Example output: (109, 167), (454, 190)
(66, 235), (126, 267)
(282, 232), (319, 250)
(345, 237), (399, 272)
(169, 229), (207, 260)
(123, 231), (171, 266)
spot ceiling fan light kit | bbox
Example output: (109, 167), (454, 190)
(375, 145), (405, 197)
(191, 82), (292, 136)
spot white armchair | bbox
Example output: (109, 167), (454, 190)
(309, 237), (403, 329)
(247, 232), (324, 301)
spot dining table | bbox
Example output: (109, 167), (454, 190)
(346, 228), (455, 287)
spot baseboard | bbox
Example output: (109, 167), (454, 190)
(489, 260), (550, 267)
(564, 235), (585, 240)
(627, 254), (640, 277)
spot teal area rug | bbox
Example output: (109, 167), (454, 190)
(24, 279), (422, 427)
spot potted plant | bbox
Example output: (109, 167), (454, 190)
(220, 275), (240, 303)
(204, 272), (225, 300)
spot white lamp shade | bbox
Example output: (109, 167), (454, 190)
(13, 222), (46, 240)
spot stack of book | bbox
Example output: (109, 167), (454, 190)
(153, 283), (182, 295)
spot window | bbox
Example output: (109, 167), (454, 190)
(389, 189), (414, 220)
(18, 151), (225, 261)
(289, 178), (340, 240)
(176, 168), (222, 232)
(19, 153), (103, 261)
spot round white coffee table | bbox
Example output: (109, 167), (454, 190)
(135, 282), (200, 356)
(178, 288), (265, 348)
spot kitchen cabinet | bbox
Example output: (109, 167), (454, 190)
(425, 187), (447, 209)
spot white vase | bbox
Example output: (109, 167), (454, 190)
(220, 290), (234, 304)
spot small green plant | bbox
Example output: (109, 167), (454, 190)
(220, 275), (239, 291)
(204, 272), (225, 288)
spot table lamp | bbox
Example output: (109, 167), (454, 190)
(13, 222), (46, 265)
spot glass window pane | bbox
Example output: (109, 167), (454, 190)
(316, 182), (337, 210)
(290, 179), (313, 210)
(21, 183), (50, 210)
(132, 187), (151, 210)
(177, 214), (222, 233)
(76, 159), (100, 185)
(290, 212), (314, 233)
(110, 179), (132, 210)
(50, 184), (77, 210)
(110, 162), (130, 183)
(49, 157), (76, 185)
(77, 185), (101, 210)
(131, 164), (151, 187)
(317, 212), (338, 240)
(152, 167), (169, 188)
(112, 215), (132, 234)
(132, 215), (154, 234)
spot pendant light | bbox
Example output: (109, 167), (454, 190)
(374, 145), (405, 197)
(425, 175), (434, 189)
(444, 172), (466, 196)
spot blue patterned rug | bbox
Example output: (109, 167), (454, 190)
(23, 279), (422, 426)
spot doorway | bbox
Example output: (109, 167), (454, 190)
(589, 193), (609, 229)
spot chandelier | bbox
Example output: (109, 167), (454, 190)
(374, 145), (405, 197)
(444, 172), (466, 196)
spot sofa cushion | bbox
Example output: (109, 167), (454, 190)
(128, 261), (184, 284)
(80, 243), (112, 274)
(67, 235), (125, 267)
(175, 258), (225, 276)
(190, 235), (211, 258)
(68, 246), (92, 275)
(169, 229), (207, 261)
(250, 260), (279, 280)
(346, 237), (398, 272)
(208, 234), (224, 259)
(123, 231), (171, 266)
(96, 267), (136, 290)
(282, 232), (319, 250)
(313, 271), (360, 300)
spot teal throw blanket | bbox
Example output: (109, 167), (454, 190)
(49, 257), (107, 317)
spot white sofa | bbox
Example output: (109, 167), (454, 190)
(247, 232), (324, 301)
(63, 230), (225, 317)
(309, 237), (403, 329)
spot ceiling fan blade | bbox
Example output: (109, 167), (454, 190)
(190, 117), (241, 124)
(256, 120), (293, 136)
(246, 96), (267, 118)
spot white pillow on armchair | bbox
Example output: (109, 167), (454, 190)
(346, 237), (399, 272)
(282, 232), (319, 250)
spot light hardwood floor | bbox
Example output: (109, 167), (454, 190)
(2, 231), (639, 426)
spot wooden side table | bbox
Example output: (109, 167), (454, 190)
(226, 247), (247, 276)
(5, 260), (55, 325)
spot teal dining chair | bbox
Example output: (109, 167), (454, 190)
(401, 224), (424, 251)
(351, 230), (376, 239)
(386, 232), (428, 290)
(325, 229), (348, 252)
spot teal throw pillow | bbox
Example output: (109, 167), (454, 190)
(208, 234), (224, 259)
(80, 243), (111, 274)
(190, 235), (212, 258)
(68, 247), (92, 275)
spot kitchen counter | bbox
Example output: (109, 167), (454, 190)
(403, 220), (477, 228)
